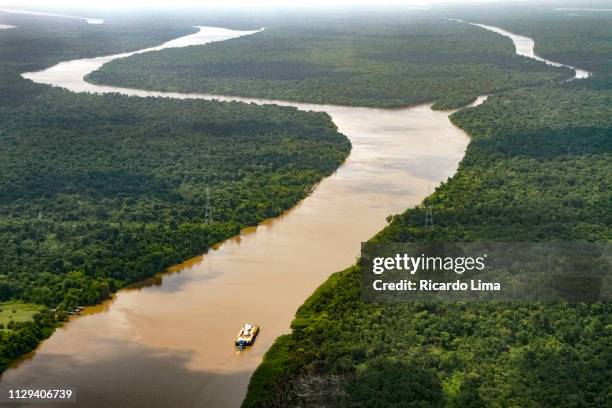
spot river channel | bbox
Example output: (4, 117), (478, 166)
(2, 18), (587, 408)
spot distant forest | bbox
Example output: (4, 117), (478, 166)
(242, 8), (612, 408)
(88, 15), (571, 109)
(0, 14), (349, 371)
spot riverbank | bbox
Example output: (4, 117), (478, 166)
(85, 18), (571, 109)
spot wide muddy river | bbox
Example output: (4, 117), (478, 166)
(2, 19), (587, 408)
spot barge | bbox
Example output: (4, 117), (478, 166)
(235, 323), (259, 350)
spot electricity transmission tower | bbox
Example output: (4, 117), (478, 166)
(205, 187), (213, 225)
(424, 196), (433, 228)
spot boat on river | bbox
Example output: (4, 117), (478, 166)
(235, 323), (259, 350)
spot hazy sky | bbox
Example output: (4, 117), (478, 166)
(0, 0), (531, 11)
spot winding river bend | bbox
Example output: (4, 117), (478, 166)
(462, 21), (591, 79)
(2, 20), (587, 408)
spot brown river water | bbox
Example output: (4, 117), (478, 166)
(2, 19), (586, 408)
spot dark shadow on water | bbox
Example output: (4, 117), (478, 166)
(1, 339), (253, 408)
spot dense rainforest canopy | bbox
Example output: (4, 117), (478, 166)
(87, 14), (571, 109)
(0, 13), (349, 371)
(242, 9), (612, 408)
(1, 7), (610, 404)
